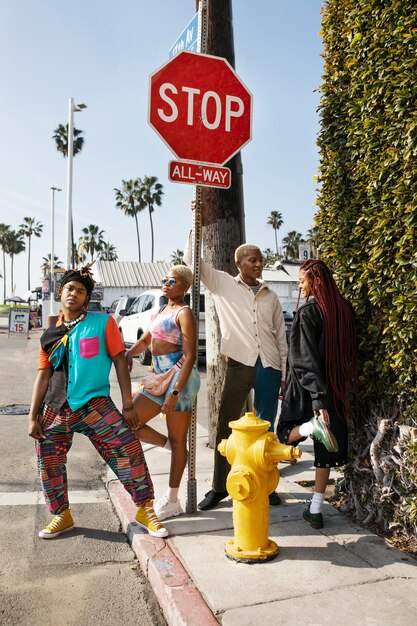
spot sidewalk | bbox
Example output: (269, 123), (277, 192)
(106, 378), (417, 626)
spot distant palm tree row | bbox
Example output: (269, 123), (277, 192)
(114, 175), (164, 263)
(53, 122), (165, 265)
(0, 219), (45, 302)
(266, 210), (320, 263)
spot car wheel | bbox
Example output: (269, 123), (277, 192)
(139, 348), (152, 366)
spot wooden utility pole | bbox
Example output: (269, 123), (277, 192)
(196, 0), (246, 445)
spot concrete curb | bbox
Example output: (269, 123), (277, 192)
(106, 474), (218, 626)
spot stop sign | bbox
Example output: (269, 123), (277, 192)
(149, 51), (252, 166)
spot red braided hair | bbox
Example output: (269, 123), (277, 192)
(300, 259), (356, 423)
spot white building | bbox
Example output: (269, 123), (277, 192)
(94, 260), (171, 308)
(94, 259), (301, 308)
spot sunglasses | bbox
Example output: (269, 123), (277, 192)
(161, 277), (177, 286)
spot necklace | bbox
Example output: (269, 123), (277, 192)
(62, 313), (85, 329)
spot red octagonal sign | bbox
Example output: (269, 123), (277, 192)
(149, 51), (252, 166)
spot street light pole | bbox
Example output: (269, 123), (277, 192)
(65, 97), (87, 269)
(50, 186), (61, 316)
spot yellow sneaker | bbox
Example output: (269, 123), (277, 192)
(39, 509), (74, 539)
(135, 500), (169, 538)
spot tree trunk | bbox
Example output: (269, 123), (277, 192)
(27, 236), (31, 291)
(198, 0), (246, 446)
(134, 214), (141, 263)
(148, 206), (154, 262)
(10, 256), (14, 295)
(3, 250), (7, 304)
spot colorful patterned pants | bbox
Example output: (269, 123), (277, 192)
(36, 396), (154, 514)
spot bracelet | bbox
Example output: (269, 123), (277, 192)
(123, 405), (134, 411)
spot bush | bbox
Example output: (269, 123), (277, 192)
(316, 0), (417, 543)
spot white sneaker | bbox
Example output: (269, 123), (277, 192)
(154, 495), (183, 520)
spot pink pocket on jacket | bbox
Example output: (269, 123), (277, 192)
(79, 336), (99, 358)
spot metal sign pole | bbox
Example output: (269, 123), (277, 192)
(186, 0), (207, 514)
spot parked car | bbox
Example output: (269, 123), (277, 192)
(119, 289), (205, 365)
(108, 295), (136, 325)
(281, 299), (305, 341)
(87, 301), (103, 312)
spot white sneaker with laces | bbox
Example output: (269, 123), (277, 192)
(154, 495), (183, 520)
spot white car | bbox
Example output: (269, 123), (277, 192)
(118, 289), (205, 365)
(108, 295), (136, 325)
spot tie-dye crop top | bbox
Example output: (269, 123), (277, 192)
(149, 305), (189, 345)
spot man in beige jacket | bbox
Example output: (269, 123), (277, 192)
(184, 232), (288, 510)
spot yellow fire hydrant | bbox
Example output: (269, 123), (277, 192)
(218, 411), (302, 563)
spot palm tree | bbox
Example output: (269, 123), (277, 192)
(6, 231), (25, 294)
(52, 123), (85, 266)
(282, 231), (305, 260)
(19, 217), (43, 290)
(98, 241), (118, 261)
(76, 239), (88, 265)
(262, 248), (277, 267)
(306, 225), (321, 259)
(79, 225), (105, 262)
(170, 249), (184, 265)
(267, 211), (284, 257)
(52, 124), (85, 158)
(140, 175), (164, 262)
(41, 254), (63, 275)
(0, 223), (11, 303)
(114, 179), (146, 263)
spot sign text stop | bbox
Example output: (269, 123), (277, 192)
(149, 51), (252, 165)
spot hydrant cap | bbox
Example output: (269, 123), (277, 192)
(229, 412), (269, 432)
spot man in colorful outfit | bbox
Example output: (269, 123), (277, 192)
(184, 230), (288, 510)
(28, 264), (167, 539)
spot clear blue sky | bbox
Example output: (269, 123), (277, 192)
(0, 0), (323, 297)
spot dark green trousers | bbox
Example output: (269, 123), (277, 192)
(212, 357), (281, 492)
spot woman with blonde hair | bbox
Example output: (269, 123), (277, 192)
(126, 265), (200, 521)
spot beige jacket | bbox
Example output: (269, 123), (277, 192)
(184, 234), (287, 377)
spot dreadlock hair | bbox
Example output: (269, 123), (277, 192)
(300, 259), (357, 424)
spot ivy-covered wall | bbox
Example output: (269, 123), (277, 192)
(317, 0), (417, 540)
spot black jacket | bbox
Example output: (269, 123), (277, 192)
(280, 298), (337, 423)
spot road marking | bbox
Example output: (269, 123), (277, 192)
(0, 490), (109, 506)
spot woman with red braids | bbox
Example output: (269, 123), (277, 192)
(278, 259), (356, 529)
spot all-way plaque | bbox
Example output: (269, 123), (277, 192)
(169, 160), (231, 189)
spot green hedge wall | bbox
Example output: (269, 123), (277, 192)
(317, 0), (417, 537)
(317, 0), (417, 417)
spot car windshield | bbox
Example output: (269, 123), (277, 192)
(87, 301), (102, 311)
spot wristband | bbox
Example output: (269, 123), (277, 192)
(171, 389), (180, 397)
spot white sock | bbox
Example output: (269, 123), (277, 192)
(310, 491), (324, 514)
(299, 421), (314, 437)
(163, 439), (172, 451)
(167, 487), (179, 503)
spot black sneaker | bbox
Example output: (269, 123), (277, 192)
(269, 492), (281, 506)
(302, 504), (324, 529)
(197, 490), (228, 511)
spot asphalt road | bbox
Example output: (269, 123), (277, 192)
(0, 327), (166, 626)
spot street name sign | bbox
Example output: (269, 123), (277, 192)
(169, 160), (231, 188)
(149, 51), (252, 165)
(169, 13), (199, 58)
